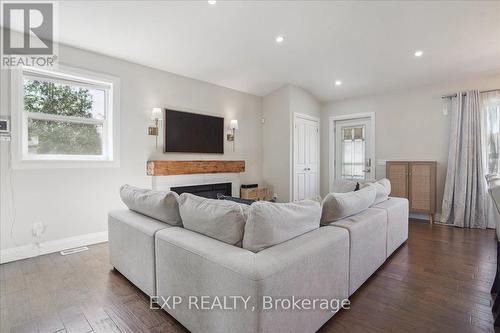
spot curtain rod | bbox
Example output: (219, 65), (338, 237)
(441, 89), (500, 99)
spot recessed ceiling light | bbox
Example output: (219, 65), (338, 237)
(275, 35), (285, 44)
(335, 80), (342, 86)
(208, 0), (217, 5)
(414, 50), (424, 57)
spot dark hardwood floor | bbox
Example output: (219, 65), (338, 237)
(0, 220), (497, 333)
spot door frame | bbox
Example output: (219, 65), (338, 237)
(328, 112), (376, 192)
(292, 112), (320, 201)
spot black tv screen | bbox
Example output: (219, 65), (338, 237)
(164, 109), (224, 154)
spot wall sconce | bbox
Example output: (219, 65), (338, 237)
(148, 107), (163, 148)
(227, 119), (238, 152)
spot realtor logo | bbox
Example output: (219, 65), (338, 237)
(1, 1), (58, 68)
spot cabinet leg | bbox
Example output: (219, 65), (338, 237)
(429, 214), (433, 225)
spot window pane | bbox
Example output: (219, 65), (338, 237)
(341, 125), (366, 180)
(343, 128), (352, 140)
(343, 140), (352, 163)
(28, 118), (103, 155)
(353, 127), (363, 140)
(486, 101), (500, 174)
(23, 78), (106, 120)
(353, 140), (364, 163)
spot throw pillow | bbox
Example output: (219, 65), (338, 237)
(331, 179), (358, 193)
(178, 193), (248, 246)
(360, 178), (391, 205)
(120, 184), (182, 226)
(242, 200), (321, 253)
(320, 185), (376, 224)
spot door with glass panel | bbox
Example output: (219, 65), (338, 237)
(334, 118), (374, 181)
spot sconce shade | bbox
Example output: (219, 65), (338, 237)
(151, 107), (163, 120)
(229, 119), (239, 130)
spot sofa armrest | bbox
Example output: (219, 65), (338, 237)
(108, 209), (171, 296)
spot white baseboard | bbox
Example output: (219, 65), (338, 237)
(0, 231), (108, 264)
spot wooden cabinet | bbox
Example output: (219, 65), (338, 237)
(386, 162), (409, 198)
(386, 161), (436, 223)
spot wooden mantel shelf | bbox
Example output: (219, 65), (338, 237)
(147, 160), (245, 176)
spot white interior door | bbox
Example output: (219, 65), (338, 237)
(294, 115), (319, 201)
(334, 117), (374, 181)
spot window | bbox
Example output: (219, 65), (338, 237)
(11, 66), (120, 168)
(341, 125), (365, 180)
(484, 91), (500, 175)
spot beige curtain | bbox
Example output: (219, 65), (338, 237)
(441, 91), (487, 228)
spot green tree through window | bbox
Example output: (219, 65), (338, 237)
(24, 80), (103, 155)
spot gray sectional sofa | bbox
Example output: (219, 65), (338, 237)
(108, 183), (408, 333)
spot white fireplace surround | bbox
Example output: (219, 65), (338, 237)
(152, 173), (241, 197)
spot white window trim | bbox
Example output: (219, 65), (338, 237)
(11, 64), (120, 169)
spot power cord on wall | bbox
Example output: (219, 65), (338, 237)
(4, 140), (45, 255)
(6, 142), (19, 249)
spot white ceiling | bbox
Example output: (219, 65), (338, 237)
(58, 1), (500, 101)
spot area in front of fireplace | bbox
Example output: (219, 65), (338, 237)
(170, 182), (232, 199)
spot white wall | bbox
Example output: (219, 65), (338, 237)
(262, 86), (290, 201)
(262, 84), (320, 202)
(0, 43), (263, 255)
(321, 72), (500, 216)
(289, 85), (321, 119)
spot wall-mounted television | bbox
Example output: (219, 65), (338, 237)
(164, 109), (224, 154)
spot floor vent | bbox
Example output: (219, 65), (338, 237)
(60, 246), (89, 256)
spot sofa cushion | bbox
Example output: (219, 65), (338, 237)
(178, 193), (248, 246)
(372, 197), (409, 257)
(108, 209), (172, 296)
(120, 184), (182, 226)
(243, 200), (321, 253)
(360, 178), (391, 205)
(332, 179), (358, 193)
(327, 208), (388, 295)
(154, 226), (349, 333)
(320, 186), (376, 225)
